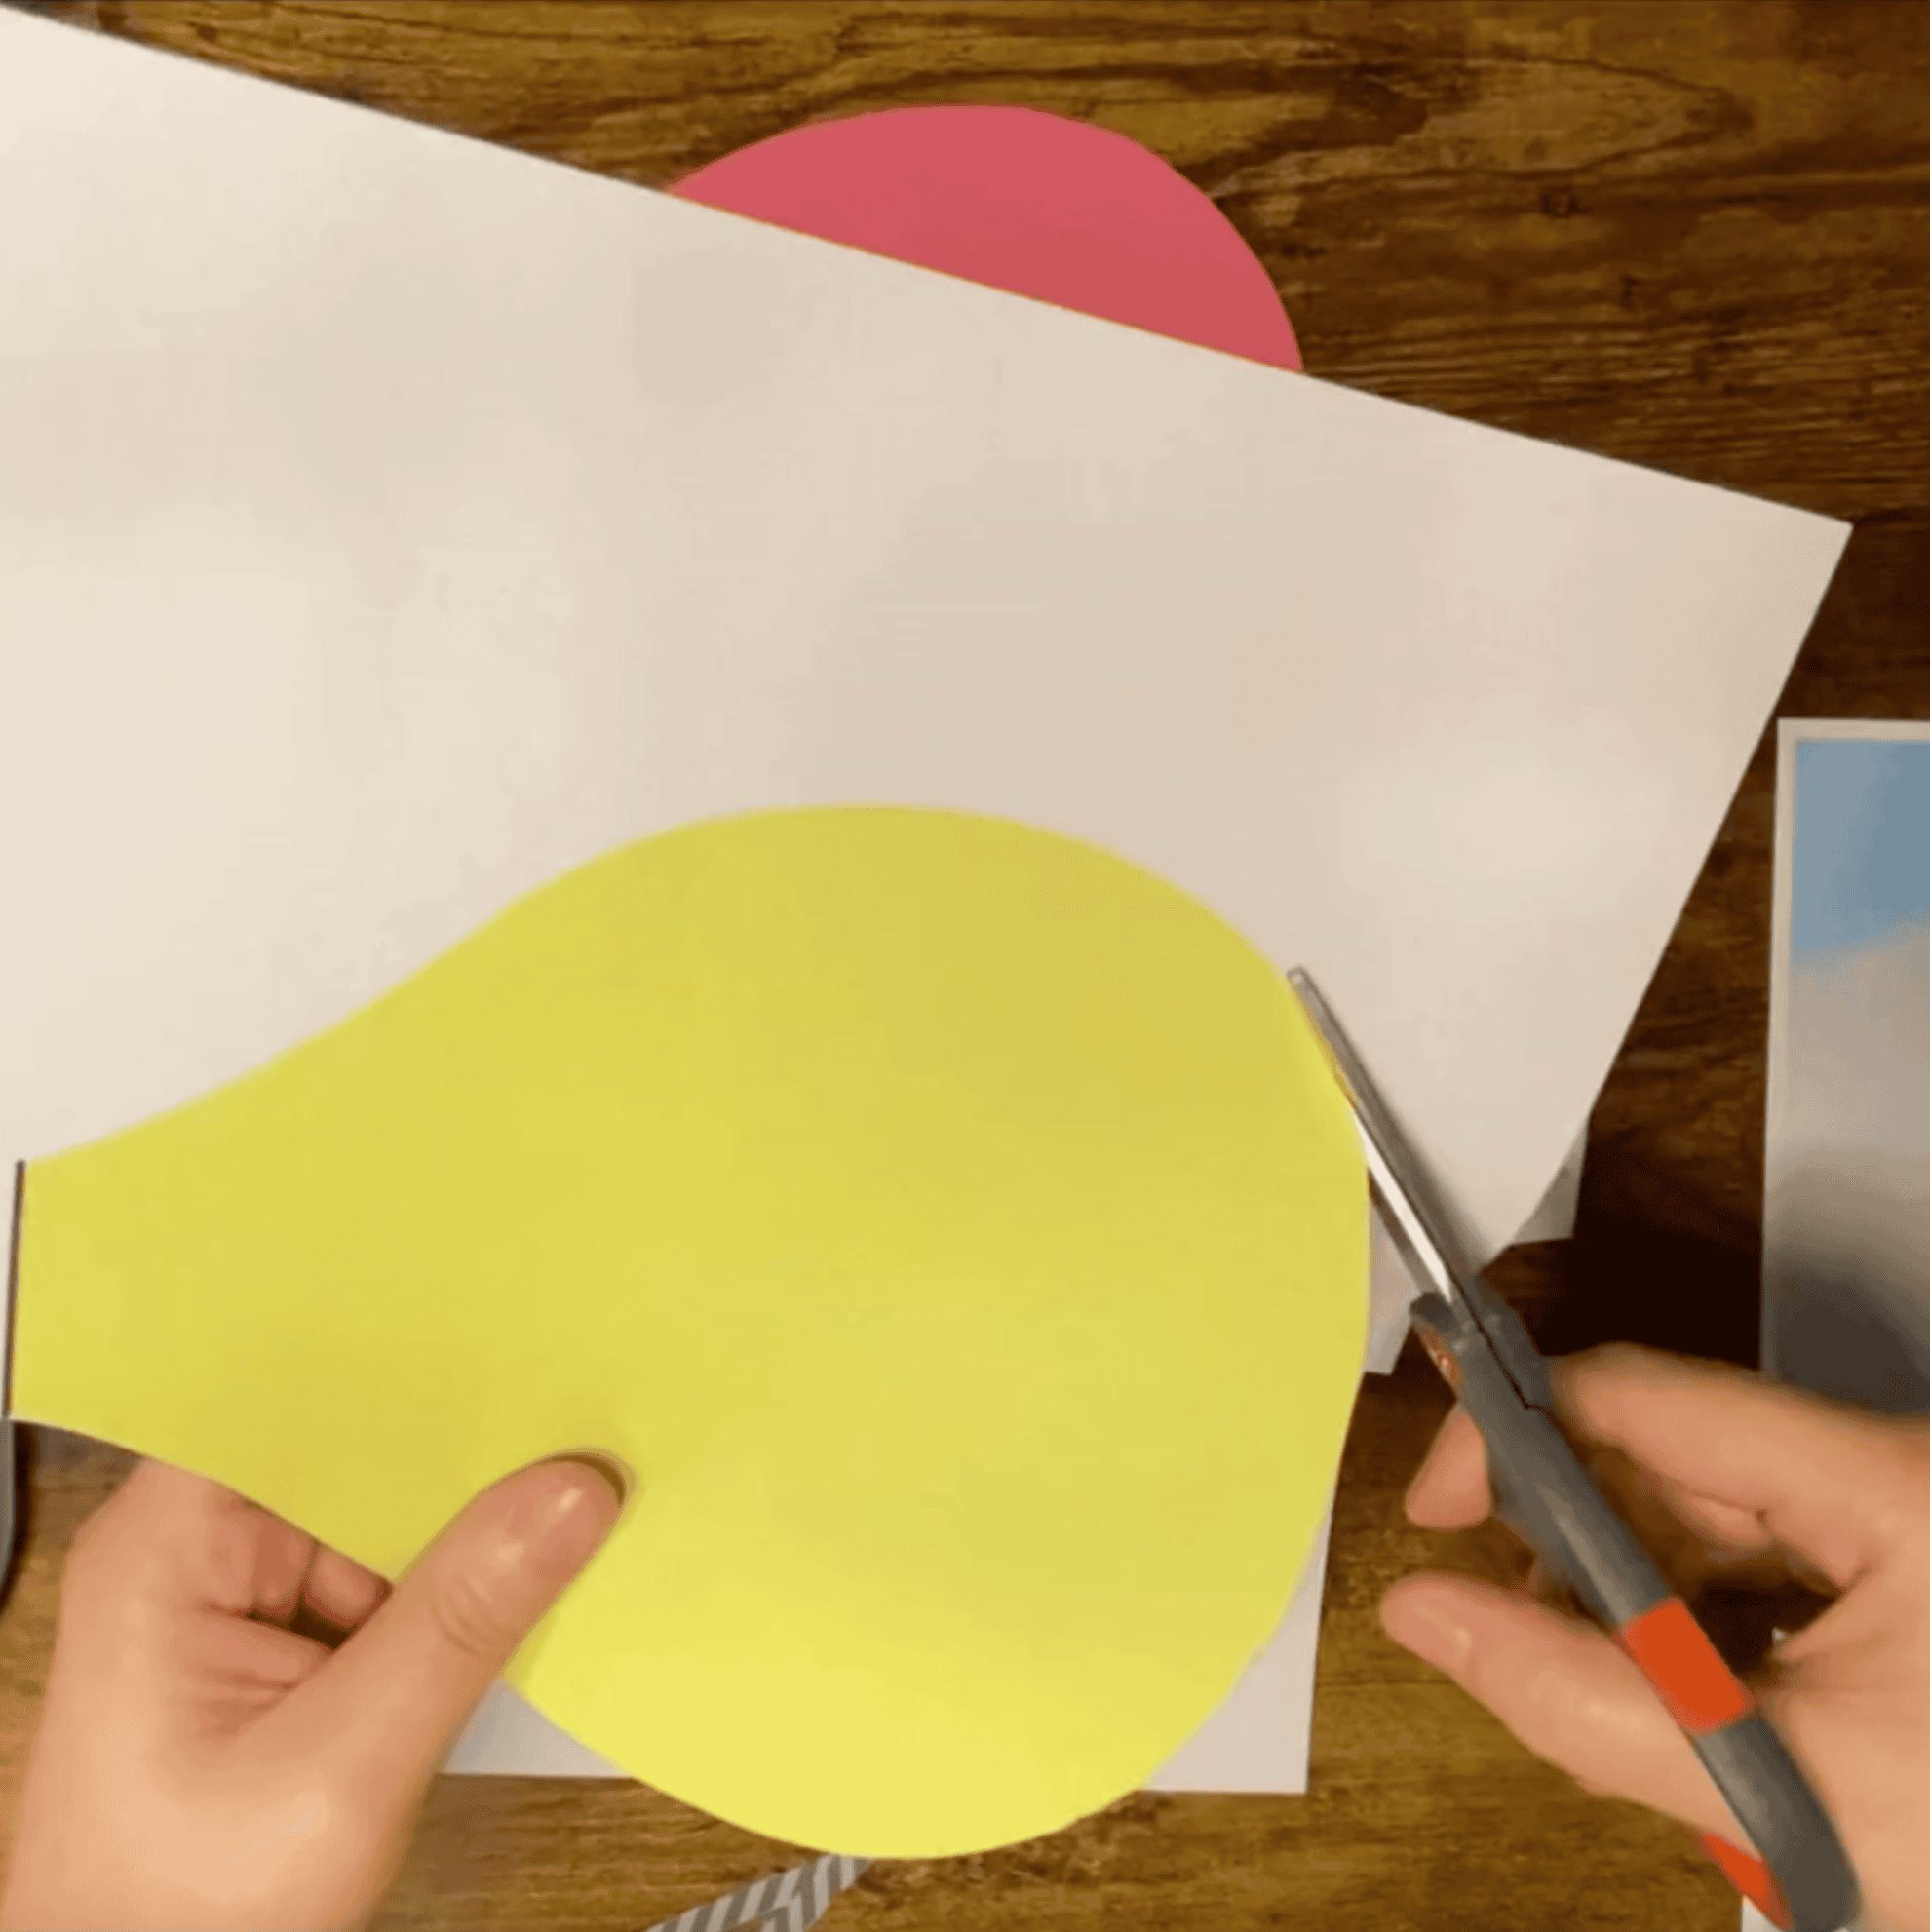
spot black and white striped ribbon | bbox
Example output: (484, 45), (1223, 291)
(638, 1854), (871, 1932)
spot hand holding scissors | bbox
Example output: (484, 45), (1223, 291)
(1291, 971), (1908, 1932)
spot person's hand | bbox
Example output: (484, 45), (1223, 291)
(0, 1450), (629, 1931)
(1378, 1342), (1930, 1932)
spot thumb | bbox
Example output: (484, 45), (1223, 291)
(298, 1453), (629, 1807)
(1408, 1344), (1925, 1593)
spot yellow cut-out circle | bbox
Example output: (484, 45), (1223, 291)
(16, 807), (1366, 1856)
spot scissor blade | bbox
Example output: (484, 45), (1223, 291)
(1286, 969), (1481, 1316)
(1361, 1140), (1464, 1313)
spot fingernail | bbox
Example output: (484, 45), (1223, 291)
(546, 1451), (635, 1507)
(1382, 1595), (1473, 1673)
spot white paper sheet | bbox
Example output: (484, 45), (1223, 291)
(0, 13), (1843, 1254)
(1515, 1124), (1589, 1246)
(0, 12), (1845, 1806)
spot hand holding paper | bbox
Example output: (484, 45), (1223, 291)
(0, 1455), (625, 1932)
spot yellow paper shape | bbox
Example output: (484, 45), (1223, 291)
(13, 806), (1366, 1857)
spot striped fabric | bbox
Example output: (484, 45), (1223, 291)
(639, 1855), (871, 1932)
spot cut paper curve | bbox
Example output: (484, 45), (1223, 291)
(670, 105), (1303, 372)
(13, 807), (1368, 1858)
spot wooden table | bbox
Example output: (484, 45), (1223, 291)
(3, 3), (1925, 1926)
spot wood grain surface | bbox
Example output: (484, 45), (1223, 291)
(2, 3), (1926, 1928)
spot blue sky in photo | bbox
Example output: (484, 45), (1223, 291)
(1791, 737), (1930, 960)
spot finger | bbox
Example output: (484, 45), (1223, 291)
(1552, 1345), (1923, 1591)
(63, 1460), (263, 1618)
(247, 1514), (317, 1627)
(1404, 1346), (1923, 1593)
(1404, 1407), (1765, 1555)
(176, 1608), (328, 1688)
(304, 1545), (390, 1632)
(1403, 1403), (1490, 1527)
(288, 1455), (627, 1808)
(63, 1461), (364, 1649)
(174, 1610), (333, 1724)
(1379, 1570), (1752, 1850)
(1650, 1476), (1776, 1559)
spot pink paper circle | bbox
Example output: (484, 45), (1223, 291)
(670, 104), (1300, 371)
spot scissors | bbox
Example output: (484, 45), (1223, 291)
(1288, 970), (1861, 1932)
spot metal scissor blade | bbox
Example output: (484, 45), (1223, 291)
(1286, 971), (1482, 1303)
(1287, 969), (1555, 1405)
(1290, 973), (1561, 1398)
